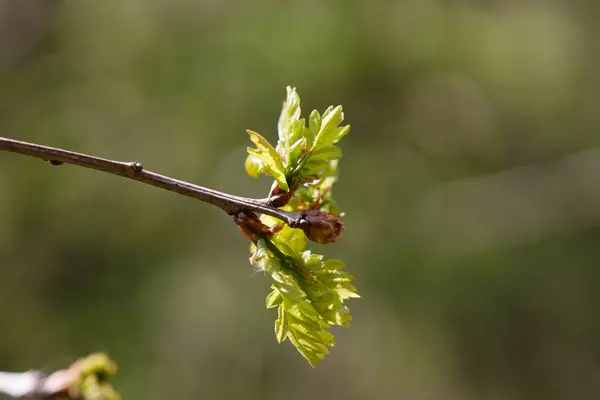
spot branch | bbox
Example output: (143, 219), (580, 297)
(0, 136), (304, 227)
(0, 353), (118, 399)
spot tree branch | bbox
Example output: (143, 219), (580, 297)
(0, 136), (302, 226)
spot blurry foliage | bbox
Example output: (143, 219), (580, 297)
(72, 353), (119, 400)
(1, 0), (600, 399)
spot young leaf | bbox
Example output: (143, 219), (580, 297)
(313, 106), (345, 150)
(275, 303), (288, 343)
(277, 87), (306, 167)
(308, 110), (321, 145)
(278, 86), (301, 143)
(310, 145), (343, 162)
(271, 224), (307, 254)
(246, 130), (289, 191)
(244, 154), (263, 177)
(297, 145), (343, 178)
(266, 288), (283, 309)
(251, 240), (343, 366)
(288, 137), (307, 168)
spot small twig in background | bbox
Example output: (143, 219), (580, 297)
(0, 353), (118, 399)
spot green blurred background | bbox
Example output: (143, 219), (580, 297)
(1, 1), (600, 399)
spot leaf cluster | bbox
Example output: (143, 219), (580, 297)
(244, 87), (358, 366)
(245, 86), (349, 209)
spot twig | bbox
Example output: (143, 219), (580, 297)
(0, 369), (74, 398)
(0, 371), (43, 398)
(0, 136), (302, 227)
(0, 353), (118, 399)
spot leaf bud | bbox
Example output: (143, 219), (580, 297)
(294, 210), (344, 244)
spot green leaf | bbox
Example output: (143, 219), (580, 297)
(299, 158), (335, 177)
(277, 87), (307, 168)
(244, 154), (262, 177)
(278, 86), (301, 143)
(275, 304), (288, 343)
(296, 301), (321, 322)
(311, 145), (343, 162)
(246, 130), (289, 191)
(321, 259), (345, 271)
(298, 146), (343, 177)
(319, 329), (335, 346)
(289, 119), (306, 145)
(295, 336), (329, 354)
(308, 110), (322, 144)
(287, 137), (306, 168)
(313, 106), (344, 150)
(272, 240), (297, 259)
(302, 251), (324, 270)
(273, 225), (307, 254)
(335, 125), (351, 143)
(336, 287), (361, 299)
(266, 288), (283, 308)
(287, 314), (325, 341)
(287, 332), (323, 367)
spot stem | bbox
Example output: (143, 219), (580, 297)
(0, 353), (119, 399)
(0, 371), (42, 398)
(0, 136), (301, 226)
(0, 369), (79, 399)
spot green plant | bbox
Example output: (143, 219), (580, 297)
(0, 86), (358, 375)
(240, 87), (359, 366)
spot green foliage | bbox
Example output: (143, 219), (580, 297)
(245, 87), (359, 366)
(246, 130), (289, 191)
(245, 86), (350, 197)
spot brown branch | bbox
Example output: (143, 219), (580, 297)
(0, 136), (303, 226)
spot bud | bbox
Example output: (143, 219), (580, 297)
(268, 181), (294, 208)
(233, 211), (273, 243)
(294, 210), (344, 244)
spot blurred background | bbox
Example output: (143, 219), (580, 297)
(1, 0), (600, 399)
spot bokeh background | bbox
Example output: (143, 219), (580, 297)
(1, 1), (600, 399)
